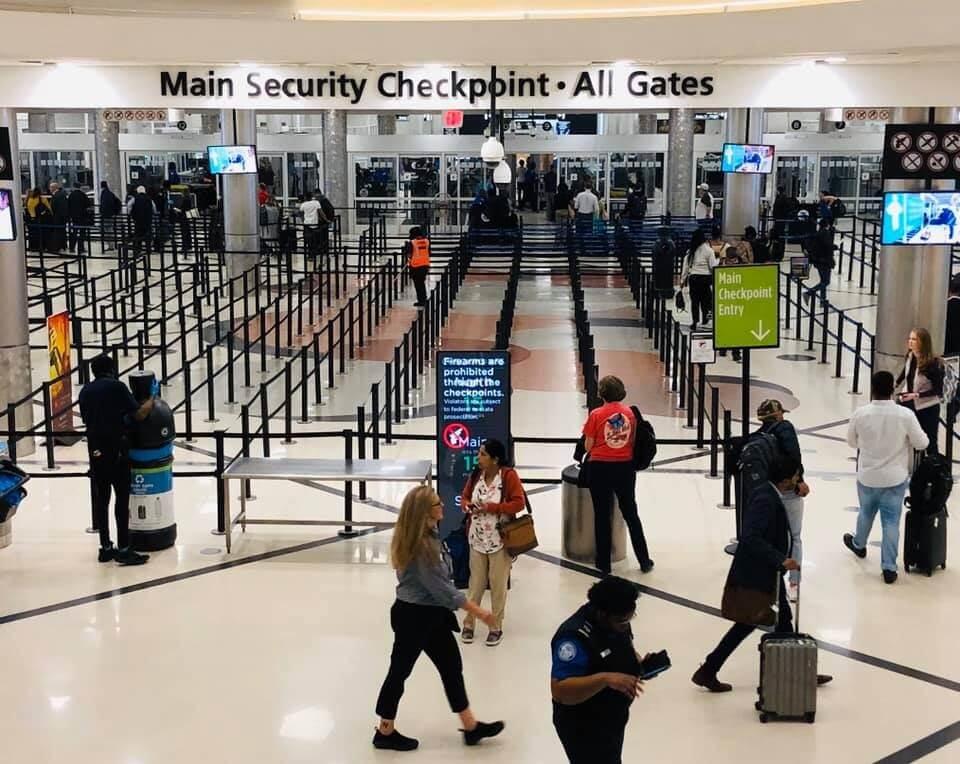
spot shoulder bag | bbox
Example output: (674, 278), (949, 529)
(499, 492), (539, 557)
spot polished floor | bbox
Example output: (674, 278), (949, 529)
(2, 243), (959, 763)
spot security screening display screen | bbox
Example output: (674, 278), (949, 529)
(0, 189), (16, 242)
(207, 145), (258, 175)
(436, 351), (511, 539)
(881, 191), (960, 245)
(721, 143), (775, 175)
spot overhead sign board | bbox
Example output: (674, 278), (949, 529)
(713, 264), (780, 351)
(436, 350), (511, 539)
(883, 123), (960, 181)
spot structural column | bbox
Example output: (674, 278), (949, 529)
(722, 108), (764, 236)
(636, 111), (658, 134)
(377, 114), (397, 135)
(875, 107), (955, 371)
(220, 109), (260, 280)
(94, 110), (122, 196)
(322, 109), (348, 212)
(201, 112), (220, 135)
(0, 109), (35, 455)
(666, 108), (695, 217)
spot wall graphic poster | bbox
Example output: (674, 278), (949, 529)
(436, 351), (511, 539)
(46, 311), (74, 438)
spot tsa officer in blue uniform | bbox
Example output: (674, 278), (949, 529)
(550, 576), (646, 764)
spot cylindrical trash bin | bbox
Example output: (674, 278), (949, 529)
(561, 464), (626, 564)
(128, 370), (177, 551)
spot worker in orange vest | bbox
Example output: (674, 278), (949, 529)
(405, 226), (431, 307)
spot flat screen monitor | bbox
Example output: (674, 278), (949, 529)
(207, 145), (257, 176)
(0, 189), (16, 242)
(721, 143), (775, 175)
(881, 191), (960, 246)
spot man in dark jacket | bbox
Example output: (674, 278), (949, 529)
(49, 181), (69, 252)
(651, 227), (676, 297)
(99, 181), (120, 252)
(945, 277), (960, 357)
(692, 456), (832, 692)
(129, 185), (154, 256)
(803, 218), (836, 305)
(67, 187), (91, 255)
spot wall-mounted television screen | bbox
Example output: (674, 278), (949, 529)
(721, 143), (775, 175)
(207, 145), (257, 175)
(881, 191), (960, 246)
(0, 189), (16, 242)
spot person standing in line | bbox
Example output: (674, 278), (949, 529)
(680, 228), (718, 331)
(573, 180), (600, 256)
(373, 485), (505, 752)
(298, 192), (323, 258)
(692, 456), (833, 691)
(895, 327), (944, 455)
(544, 165), (558, 221)
(756, 400), (809, 603)
(67, 186), (92, 255)
(581, 375), (654, 576)
(551, 576), (647, 763)
(78, 355), (155, 566)
(49, 181), (68, 253)
(404, 226), (431, 307)
(844, 371), (929, 583)
(694, 183), (714, 222)
(99, 181), (122, 253)
(516, 160), (527, 210)
(26, 187), (52, 253)
(460, 438), (526, 647)
(803, 218), (837, 305)
(127, 185), (155, 256)
(944, 277), (960, 356)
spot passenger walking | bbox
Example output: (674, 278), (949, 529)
(67, 186), (91, 255)
(25, 187), (52, 253)
(680, 228), (718, 331)
(544, 165), (558, 221)
(99, 181), (121, 252)
(803, 218), (837, 304)
(373, 485), (505, 752)
(694, 182), (714, 221)
(651, 226), (677, 298)
(128, 186), (155, 256)
(460, 438), (526, 647)
(78, 354), (155, 567)
(551, 576), (647, 763)
(404, 226), (431, 307)
(581, 375), (654, 575)
(944, 277), (960, 356)
(554, 180), (573, 224)
(298, 192), (325, 258)
(756, 400), (809, 603)
(895, 327), (944, 454)
(574, 180), (600, 255)
(692, 456), (833, 691)
(843, 371), (929, 583)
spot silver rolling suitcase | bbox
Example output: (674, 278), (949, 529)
(755, 581), (817, 723)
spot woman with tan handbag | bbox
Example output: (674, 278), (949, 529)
(460, 438), (527, 647)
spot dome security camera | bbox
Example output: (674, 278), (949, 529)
(480, 136), (505, 168)
(835, 120), (847, 131)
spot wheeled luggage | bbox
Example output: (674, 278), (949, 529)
(756, 582), (817, 724)
(904, 508), (947, 576)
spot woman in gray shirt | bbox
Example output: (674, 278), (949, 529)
(373, 485), (505, 752)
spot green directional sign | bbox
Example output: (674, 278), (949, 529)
(713, 263), (780, 350)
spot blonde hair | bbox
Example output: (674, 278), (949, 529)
(391, 485), (440, 571)
(910, 327), (935, 370)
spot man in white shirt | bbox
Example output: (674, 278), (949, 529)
(299, 193), (324, 256)
(844, 370), (929, 584)
(573, 182), (600, 256)
(695, 183), (714, 221)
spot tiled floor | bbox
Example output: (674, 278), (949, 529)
(3, 246), (959, 763)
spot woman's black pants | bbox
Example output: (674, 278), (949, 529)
(375, 600), (469, 719)
(688, 274), (712, 326)
(588, 460), (651, 573)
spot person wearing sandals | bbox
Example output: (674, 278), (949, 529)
(373, 485), (505, 752)
(460, 438), (527, 647)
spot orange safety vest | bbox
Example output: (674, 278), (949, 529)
(409, 238), (431, 268)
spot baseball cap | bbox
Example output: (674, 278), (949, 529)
(698, 183), (710, 191)
(757, 399), (788, 421)
(136, 185), (146, 194)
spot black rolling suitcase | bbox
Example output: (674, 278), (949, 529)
(756, 582), (817, 724)
(904, 506), (947, 576)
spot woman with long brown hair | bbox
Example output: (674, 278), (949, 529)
(896, 327), (944, 454)
(373, 485), (505, 752)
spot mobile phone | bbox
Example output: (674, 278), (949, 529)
(639, 650), (671, 680)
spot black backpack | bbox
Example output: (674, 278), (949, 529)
(908, 453), (953, 515)
(830, 198), (847, 219)
(630, 405), (657, 471)
(729, 429), (782, 501)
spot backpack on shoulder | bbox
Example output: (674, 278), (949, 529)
(630, 405), (657, 471)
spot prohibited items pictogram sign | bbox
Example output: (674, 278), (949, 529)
(883, 123), (960, 180)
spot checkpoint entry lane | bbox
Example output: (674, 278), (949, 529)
(712, 263), (781, 350)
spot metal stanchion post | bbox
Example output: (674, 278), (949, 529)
(709, 387), (720, 477)
(357, 405), (367, 500)
(339, 429), (357, 537)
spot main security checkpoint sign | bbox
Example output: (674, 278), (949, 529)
(436, 350), (511, 539)
(713, 264), (780, 350)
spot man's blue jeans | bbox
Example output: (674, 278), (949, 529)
(853, 480), (908, 571)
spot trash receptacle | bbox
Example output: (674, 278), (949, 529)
(561, 464), (626, 564)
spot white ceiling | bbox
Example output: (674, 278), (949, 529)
(0, 0), (958, 67)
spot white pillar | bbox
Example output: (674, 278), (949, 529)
(220, 110), (260, 281)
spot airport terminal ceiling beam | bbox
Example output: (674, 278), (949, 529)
(0, 0), (959, 66)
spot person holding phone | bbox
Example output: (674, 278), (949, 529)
(373, 486), (505, 752)
(896, 327), (944, 454)
(551, 576), (659, 763)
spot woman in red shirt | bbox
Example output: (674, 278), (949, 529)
(581, 375), (654, 575)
